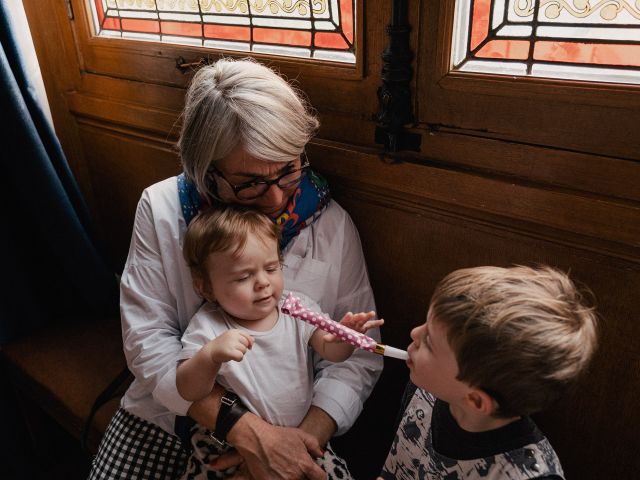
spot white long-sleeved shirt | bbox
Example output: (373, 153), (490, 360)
(119, 177), (382, 435)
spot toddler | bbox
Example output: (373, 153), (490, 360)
(177, 205), (383, 479)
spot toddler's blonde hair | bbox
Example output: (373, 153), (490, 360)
(183, 205), (281, 288)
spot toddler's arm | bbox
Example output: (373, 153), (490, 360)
(176, 329), (254, 401)
(309, 311), (384, 363)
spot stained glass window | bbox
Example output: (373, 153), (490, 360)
(87, 1), (355, 63)
(452, 0), (640, 84)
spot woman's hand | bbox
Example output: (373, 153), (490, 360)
(205, 329), (254, 363)
(210, 413), (326, 480)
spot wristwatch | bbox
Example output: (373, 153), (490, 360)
(209, 391), (248, 448)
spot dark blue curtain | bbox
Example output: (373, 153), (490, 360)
(0, 4), (118, 343)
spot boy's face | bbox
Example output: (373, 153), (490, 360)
(407, 310), (469, 402)
(203, 231), (283, 322)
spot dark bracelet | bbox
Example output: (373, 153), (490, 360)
(209, 391), (248, 448)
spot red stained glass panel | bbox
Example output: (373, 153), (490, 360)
(161, 22), (202, 38)
(315, 32), (349, 49)
(452, 0), (640, 84)
(87, 0), (357, 63)
(534, 41), (640, 67)
(204, 25), (251, 42)
(476, 39), (530, 60)
(470, 0), (491, 50)
(254, 29), (312, 47)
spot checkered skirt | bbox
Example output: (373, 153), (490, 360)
(89, 408), (353, 479)
(88, 408), (187, 479)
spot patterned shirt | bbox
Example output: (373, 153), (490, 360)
(381, 386), (564, 480)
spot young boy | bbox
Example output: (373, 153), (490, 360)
(380, 265), (598, 480)
(177, 205), (383, 479)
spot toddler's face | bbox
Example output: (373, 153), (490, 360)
(204, 232), (283, 323)
(406, 311), (469, 402)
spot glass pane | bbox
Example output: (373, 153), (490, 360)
(87, 0), (356, 64)
(452, 0), (640, 84)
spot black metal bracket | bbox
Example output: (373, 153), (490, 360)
(375, 0), (421, 153)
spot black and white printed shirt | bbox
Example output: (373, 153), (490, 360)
(380, 384), (564, 480)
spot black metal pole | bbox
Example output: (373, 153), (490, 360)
(375, 0), (420, 153)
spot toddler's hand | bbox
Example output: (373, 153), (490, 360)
(207, 329), (254, 363)
(324, 311), (384, 343)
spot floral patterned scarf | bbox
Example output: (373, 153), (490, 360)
(177, 170), (330, 250)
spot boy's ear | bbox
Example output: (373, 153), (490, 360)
(464, 389), (497, 417)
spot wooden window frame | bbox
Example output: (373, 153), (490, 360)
(65, 0), (394, 147)
(418, 0), (640, 160)
(405, 0), (640, 205)
(73, 0), (366, 84)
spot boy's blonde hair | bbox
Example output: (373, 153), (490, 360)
(430, 265), (598, 418)
(183, 205), (281, 287)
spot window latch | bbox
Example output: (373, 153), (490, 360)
(375, 0), (421, 153)
(175, 56), (207, 74)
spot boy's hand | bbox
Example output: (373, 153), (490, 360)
(205, 329), (254, 363)
(323, 311), (384, 343)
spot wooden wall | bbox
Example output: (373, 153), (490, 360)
(23, 0), (640, 478)
(309, 144), (640, 478)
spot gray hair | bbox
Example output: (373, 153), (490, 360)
(178, 58), (319, 196)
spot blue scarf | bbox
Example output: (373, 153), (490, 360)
(177, 170), (331, 250)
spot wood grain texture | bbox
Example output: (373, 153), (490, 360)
(21, 0), (640, 478)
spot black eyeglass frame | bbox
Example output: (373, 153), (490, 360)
(207, 153), (311, 200)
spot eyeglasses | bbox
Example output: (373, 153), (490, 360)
(207, 154), (310, 200)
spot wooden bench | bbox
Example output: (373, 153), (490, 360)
(1, 315), (128, 454)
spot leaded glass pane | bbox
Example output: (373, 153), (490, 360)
(87, 1), (356, 64)
(452, 0), (640, 84)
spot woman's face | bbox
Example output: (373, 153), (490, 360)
(212, 146), (302, 218)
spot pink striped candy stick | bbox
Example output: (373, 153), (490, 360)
(281, 292), (408, 361)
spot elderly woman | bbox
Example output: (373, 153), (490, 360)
(89, 58), (382, 480)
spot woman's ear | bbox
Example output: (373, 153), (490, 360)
(464, 389), (497, 417)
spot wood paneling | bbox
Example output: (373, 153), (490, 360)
(76, 122), (181, 269)
(309, 143), (640, 260)
(22, 0), (640, 478)
(331, 183), (640, 479)
(419, 0), (640, 161)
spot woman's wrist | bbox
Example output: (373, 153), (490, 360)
(298, 405), (336, 447)
(226, 410), (263, 447)
(210, 392), (249, 447)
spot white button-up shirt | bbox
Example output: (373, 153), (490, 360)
(119, 177), (382, 435)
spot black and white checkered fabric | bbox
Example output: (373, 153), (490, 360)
(88, 408), (188, 480)
(90, 408), (353, 479)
